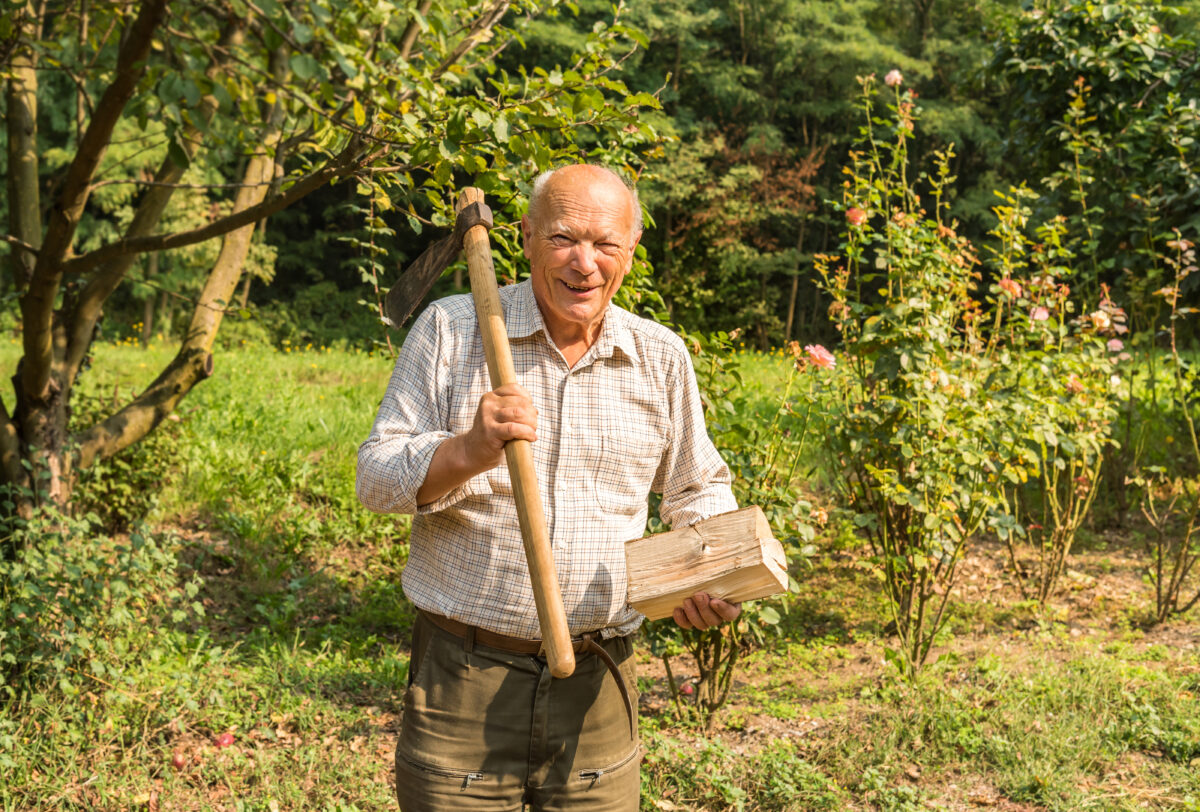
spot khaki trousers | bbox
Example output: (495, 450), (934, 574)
(395, 612), (642, 812)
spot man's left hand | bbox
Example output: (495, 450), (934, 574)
(672, 592), (740, 631)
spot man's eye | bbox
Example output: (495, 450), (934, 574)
(549, 235), (572, 246)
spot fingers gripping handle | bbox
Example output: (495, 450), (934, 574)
(456, 188), (576, 679)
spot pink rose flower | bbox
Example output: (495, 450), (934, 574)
(885, 69), (903, 87)
(846, 207), (867, 227)
(1031, 306), (1050, 321)
(1107, 338), (1124, 352)
(804, 344), (836, 370)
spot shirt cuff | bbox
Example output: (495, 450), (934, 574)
(668, 488), (740, 529)
(415, 469), (493, 514)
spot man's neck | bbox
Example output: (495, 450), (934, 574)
(541, 312), (604, 368)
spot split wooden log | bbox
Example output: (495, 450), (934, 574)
(624, 506), (789, 620)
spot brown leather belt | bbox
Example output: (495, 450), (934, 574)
(419, 610), (636, 739)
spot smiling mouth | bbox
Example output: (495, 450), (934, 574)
(562, 281), (594, 292)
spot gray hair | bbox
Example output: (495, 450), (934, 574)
(528, 164), (644, 236)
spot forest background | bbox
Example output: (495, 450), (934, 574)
(2, 0), (1200, 810)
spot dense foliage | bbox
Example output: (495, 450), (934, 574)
(0, 0), (660, 516)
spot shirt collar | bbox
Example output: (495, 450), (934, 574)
(506, 278), (641, 366)
(505, 278), (544, 340)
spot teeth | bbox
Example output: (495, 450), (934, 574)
(565, 282), (589, 291)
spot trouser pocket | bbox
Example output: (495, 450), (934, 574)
(395, 747), (527, 812)
(398, 619), (538, 777)
(577, 743), (642, 786)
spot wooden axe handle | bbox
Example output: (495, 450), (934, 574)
(457, 188), (576, 679)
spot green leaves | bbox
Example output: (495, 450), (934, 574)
(993, 0), (1200, 310)
(288, 53), (320, 81)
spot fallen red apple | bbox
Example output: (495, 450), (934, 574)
(215, 732), (235, 748)
(171, 751), (187, 770)
(680, 683), (694, 696)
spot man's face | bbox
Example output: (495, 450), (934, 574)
(522, 167), (641, 347)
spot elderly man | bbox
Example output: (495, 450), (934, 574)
(357, 164), (739, 811)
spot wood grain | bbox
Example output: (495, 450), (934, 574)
(625, 507), (789, 620)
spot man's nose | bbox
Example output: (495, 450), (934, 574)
(570, 242), (601, 275)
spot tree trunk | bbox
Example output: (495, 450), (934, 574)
(75, 142), (279, 471)
(784, 217), (808, 341)
(5, 2), (41, 296)
(158, 290), (173, 340)
(912, 0), (935, 58)
(239, 274), (252, 308)
(142, 252), (158, 346)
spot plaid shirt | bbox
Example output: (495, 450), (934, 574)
(357, 279), (737, 639)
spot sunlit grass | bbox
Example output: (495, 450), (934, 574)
(3, 336), (1200, 811)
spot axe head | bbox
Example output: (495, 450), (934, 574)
(384, 200), (494, 329)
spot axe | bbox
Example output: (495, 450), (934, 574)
(387, 188), (576, 679)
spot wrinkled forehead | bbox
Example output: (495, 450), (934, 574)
(528, 166), (633, 221)
(532, 167), (638, 232)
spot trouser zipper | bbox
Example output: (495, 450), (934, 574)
(578, 744), (641, 785)
(400, 753), (485, 789)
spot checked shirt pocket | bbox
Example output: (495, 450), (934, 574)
(593, 435), (662, 515)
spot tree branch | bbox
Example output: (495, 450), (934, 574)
(87, 177), (277, 191)
(60, 135), (372, 277)
(2, 234), (40, 257)
(399, 0), (434, 61)
(64, 16), (249, 386)
(74, 346), (214, 470)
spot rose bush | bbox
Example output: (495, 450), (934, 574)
(982, 189), (1119, 607)
(807, 73), (1119, 676)
(809, 75), (1004, 678)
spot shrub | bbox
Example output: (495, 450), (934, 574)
(1130, 234), (1200, 621)
(0, 508), (202, 699)
(643, 329), (819, 729)
(811, 73), (1121, 671)
(983, 190), (1119, 607)
(69, 386), (185, 532)
(810, 75), (1003, 678)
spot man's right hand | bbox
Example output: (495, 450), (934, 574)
(416, 383), (537, 507)
(464, 383), (539, 470)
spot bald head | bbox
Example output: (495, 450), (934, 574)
(527, 165), (643, 238)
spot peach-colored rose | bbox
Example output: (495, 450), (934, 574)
(998, 277), (1023, 299)
(1031, 306), (1050, 321)
(804, 344), (836, 370)
(846, 207), (867, 227)
(885, 69), (903, 87)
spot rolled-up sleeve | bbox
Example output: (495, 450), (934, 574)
(356, 305), (488, 515)
(653, 342), (739, 529)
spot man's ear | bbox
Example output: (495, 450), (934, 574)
(521, 214), (533, 260)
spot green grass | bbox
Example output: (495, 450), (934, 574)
(2, 339), (1200, 810)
